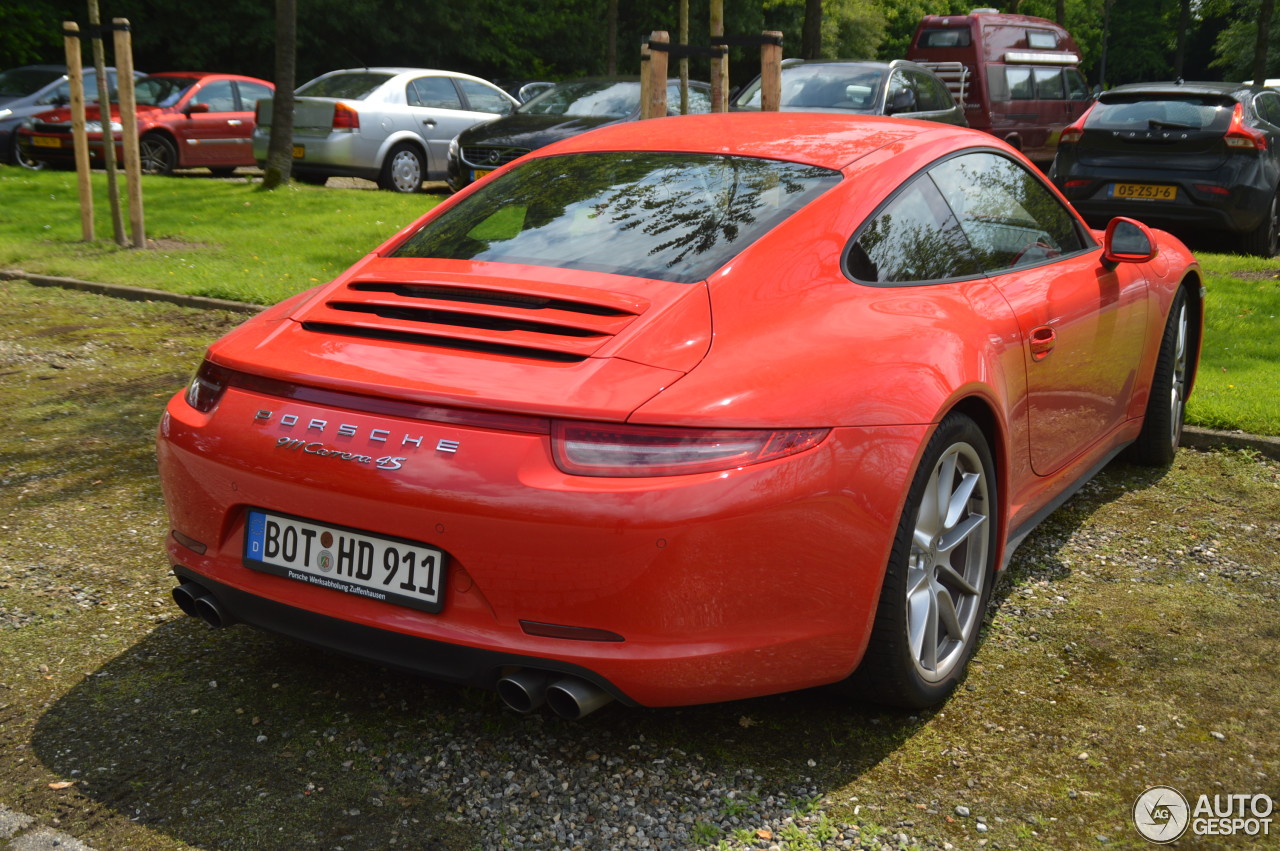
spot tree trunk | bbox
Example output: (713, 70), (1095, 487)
(1173, 0), (1190, 77)
(801, 0), (823, 60)
(1254, 0), (1276, 85)
(261, 0), (297, 190)
(606, 0), (618, 76)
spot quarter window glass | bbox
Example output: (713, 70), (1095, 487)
(847, 174), (982, 284)
(457, 79), (511, 114)
(408, 77), (462, 109)
(928, 152), (1085, 272)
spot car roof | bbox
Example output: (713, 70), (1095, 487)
(531, 111), (967, 171)
(1101, 81), (1259, 100)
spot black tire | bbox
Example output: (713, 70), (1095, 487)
(1240, 190), (1279, 257)
(12, 137), (46, 171)
(1126, 287), (1191, 467)
(139, 134), (178, 175)
(848, 413), (997, 709)
(377, 143), (423, 193)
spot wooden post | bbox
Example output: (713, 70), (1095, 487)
(760, 32), (784, 112)
(113, 18), (145, 249)
(678, 0), (689, 114)
(639, 41), (651, 119)
(643, 31), (669, 120)
(710, 0), (726, 112)
(88, 0), (125, 246)
(63, 22), (93, 242)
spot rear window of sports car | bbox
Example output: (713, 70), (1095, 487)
(390, 152), (841, 283)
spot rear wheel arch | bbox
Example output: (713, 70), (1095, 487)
(941, 396), (1010, 563)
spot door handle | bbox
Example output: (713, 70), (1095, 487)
(227, 119), (242, 126)
(1029, 325), (1056, 361)
(422, 119), (437, 128)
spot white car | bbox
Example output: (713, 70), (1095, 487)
(254, 67), (516, 192)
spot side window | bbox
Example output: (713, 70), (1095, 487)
(886, 72), (918, 113)
(237, 81), (273, 111)
(457, 79), (511, 114)
(1255, 92), (1280, 128)
(1064, 69), (1090, 100)
(1006, 67), (1035, 101)
(665, 84), (713, 115)
(1033, 67), (1065, 100)
(846, 172), (983, 284)
(928, 151), (1086, 272)
(913, 71), (953, 112)
(195, 80), (237, 113)
(408, 77), (462, 110)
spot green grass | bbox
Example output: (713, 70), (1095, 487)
(1191, 253), (1280, 436)
(0, 164), (1275, 435)
(0, 165), (440, 304)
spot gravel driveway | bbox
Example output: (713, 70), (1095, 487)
(2, 279), (1277, 851)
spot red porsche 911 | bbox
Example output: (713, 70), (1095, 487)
(157, 113), (1201, 716)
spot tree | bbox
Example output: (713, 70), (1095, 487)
(260, 0), (296, 191)
(802, 0), (823, 58)
(1254, 0), (1276, 83)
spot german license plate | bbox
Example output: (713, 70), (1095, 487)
(32, 136), (61, 149)
(472, 168), (492, 181)
(243, 509), (445, 613)
(1109, 182), (1176, 201)
(292, 144), (305, 158)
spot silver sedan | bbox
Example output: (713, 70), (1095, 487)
(254, 67), (516, 192)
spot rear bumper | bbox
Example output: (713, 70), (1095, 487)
(1054, 160), (1273, 234)
(157, 386), (925, 707)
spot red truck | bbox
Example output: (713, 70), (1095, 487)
(907, 9), (1092, 165)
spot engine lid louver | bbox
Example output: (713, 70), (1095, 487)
(298, 275), (651, 363)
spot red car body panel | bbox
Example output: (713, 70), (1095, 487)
(18, 72), (272, 170)
(156, 113), (1201, 708)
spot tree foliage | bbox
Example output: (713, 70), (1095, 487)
(0, 0), (1272, 91)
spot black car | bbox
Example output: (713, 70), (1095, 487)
(1050, 81), (1280, 256)
(446, 77), (711, 192)
(730, 59), (968, 127)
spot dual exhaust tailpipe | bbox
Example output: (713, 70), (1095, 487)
(497, 669), (614, 719)
(172, 582), (613, 719)
(172, 581), (235, 629)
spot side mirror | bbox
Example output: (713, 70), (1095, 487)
(186, 102), (210, 115)
(1102, 217), (1157, 267)
(887, 89), (916, 114)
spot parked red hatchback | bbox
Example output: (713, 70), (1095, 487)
(157, 113), (1201, 716)
(18, 72), (273, 175)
